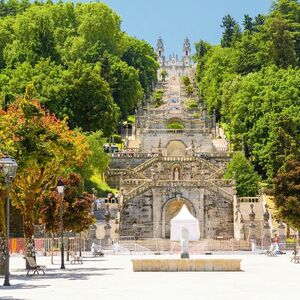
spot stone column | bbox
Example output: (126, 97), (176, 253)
(152, 189), (161, 238)
(248, 204), (256, 242)
(199, 189), (205, 239)
(262, 205), (271, 250)
(103, 204), (112, 246)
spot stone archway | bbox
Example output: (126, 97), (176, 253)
(162, 198), (196, 238)
(166, 140), (186, 156)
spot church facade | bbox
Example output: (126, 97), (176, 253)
(156, 37), (192, 79)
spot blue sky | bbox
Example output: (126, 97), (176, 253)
(99, 0), (274, 55)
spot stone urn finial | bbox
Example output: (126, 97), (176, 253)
(249, 204), (255, 222)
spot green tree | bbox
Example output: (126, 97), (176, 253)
(243, 14), (254, 33)
(160, 69), (167, 82)
(195, 40), (211, 58)
(61, 2), (122, 63)
(221, 14), (238, 47)
(186, 84), (194, 97)
(121, 36), (158, 97)
(109, 56), (143, 119)
(267, 16), (297, 68)
(63, 61), (119, 135)
(0, 86), (90, 241)
(41, 173), (95, 233)
(224, 152), (260, 196)
(273, 159), (300, 229)
(80, 130), (110, 189)
(234, 31), (269, 74)
(197, 46), (236, 114)
(226, 66), (300, 179)
(253, 14), (265, 30)
(153, 89), (164, 107)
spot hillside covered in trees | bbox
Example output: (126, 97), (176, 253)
(195, 0), (300, 225)
(195, 0), (299, 180)
(0, 0), (158, 135)
(0, 1), (158, 238)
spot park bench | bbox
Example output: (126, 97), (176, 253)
(70, 251), (83, 264)
(290, 250), (300, 263)
(290, 255), (300, 263)
(24, 256), (46, 276)
(266, 250), (276, 257)
(265, 243), (277, 257)
(92, 245), (104, 257)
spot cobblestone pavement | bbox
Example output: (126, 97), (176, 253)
(0, 252), (299, 300)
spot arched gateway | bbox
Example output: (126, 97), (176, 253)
(162, 198), (196, 238)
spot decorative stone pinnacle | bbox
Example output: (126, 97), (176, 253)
(249, 204), (255, 222)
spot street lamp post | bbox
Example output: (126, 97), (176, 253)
(57, 178), (65, 269)
(0, 155), (18, 286)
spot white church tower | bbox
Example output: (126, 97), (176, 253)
(183, 37), (191, 66)
(156, 36), (165, 67)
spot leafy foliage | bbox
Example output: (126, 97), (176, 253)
(160, 69), (167, 82)
(0, 1), (158, 135)
(166, 122), (184, 130)
(153, 89), (164, 107)
(224, 152), (260, 197)
(273, 159), (300, 229)
(41, 173), (95, 233)
(195, 0), (300, 182)
(0, 88), (90, 237)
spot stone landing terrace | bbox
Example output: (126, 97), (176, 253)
(1, 252), (300, 300)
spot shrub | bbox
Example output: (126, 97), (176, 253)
(166, 122), (184, 129)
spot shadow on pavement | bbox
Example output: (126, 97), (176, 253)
(10, 266), (124, 281)
(1, 297), (29, 300)
(1, 298), (25, 300)
(0, 283), (50, 290)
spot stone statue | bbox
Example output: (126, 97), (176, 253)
(174, 167), (179, 181)
(180, 226), (190, 259)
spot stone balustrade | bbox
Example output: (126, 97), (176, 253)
(110, 151), (234, 160)
(237, 197), (259, 203)
(110, 152), (158, 159)
(142, 128), (210, 135)
(123, 179), (151, 185)
(207, 179), (235, 186)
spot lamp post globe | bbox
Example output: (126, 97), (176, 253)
(0, 155), (18, 287)
(57, 178), (65, 269)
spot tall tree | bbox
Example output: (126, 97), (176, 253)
(221, 14), (238, 47)
(267, 16), (297, 68)
(61, 61), (120, 135)
(243, 14), (254, 33)
(273, 159), (300, 229)
(108, 56), (143, 119)
(0, 86), (90, 241)
(41, 173), (95, 233)
(121, 36), (158, 98)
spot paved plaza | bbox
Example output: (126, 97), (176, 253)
(0, 251), (299, 300)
